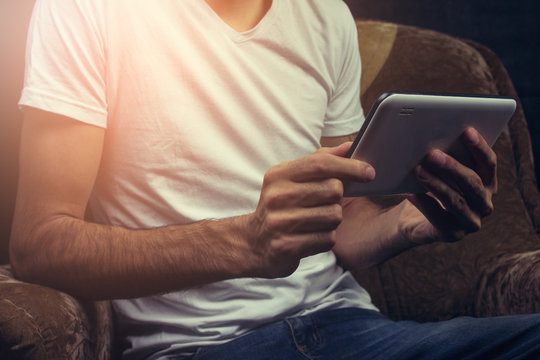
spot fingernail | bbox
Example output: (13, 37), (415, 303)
(431, 151), (446, 166)
(466, 128), (480, 145)
(365, 166), (376, 181)
(416, 165), (431, 181)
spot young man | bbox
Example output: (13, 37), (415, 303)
(11, 0), (540, 359)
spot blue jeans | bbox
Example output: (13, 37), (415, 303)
(173, 308), (540, 359)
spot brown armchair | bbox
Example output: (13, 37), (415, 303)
(1, 16), (539, 359)
(352, 20), (540, 321)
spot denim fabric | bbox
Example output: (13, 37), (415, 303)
(173, 308), (540, 360)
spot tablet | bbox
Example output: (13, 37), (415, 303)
(343, 92), (516, 197)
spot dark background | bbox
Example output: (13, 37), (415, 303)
(1, 1), (539, 264)
(344, 0), (540, 181)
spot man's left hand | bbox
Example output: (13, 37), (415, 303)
(402, 127), (498, 244)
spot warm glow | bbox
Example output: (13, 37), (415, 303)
(0, 0), (36, 264)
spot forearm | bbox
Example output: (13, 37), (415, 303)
(10, 214), (256, 300)
(12, 119), (377, 300)
(333, 196), (422, 271)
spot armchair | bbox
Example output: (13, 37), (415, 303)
(1, 18), (539, 359)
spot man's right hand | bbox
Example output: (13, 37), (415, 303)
(243, 142), (376, 278)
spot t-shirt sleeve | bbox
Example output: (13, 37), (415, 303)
(321, 4), (364, 138)
(19, 0), (108, 128)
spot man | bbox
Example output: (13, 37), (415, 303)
(10, 0), (540, 359)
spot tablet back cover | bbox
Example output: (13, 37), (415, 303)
(344, 93), (516, 197)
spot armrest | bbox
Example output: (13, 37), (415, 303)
(475, 250), (540, 317)
(0, 265), (113, 359)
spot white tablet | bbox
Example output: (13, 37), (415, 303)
(343, 92), (516, 197)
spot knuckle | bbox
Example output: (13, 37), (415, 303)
(270, 238), (295, 257)
(263, 188), (288, 209)
(314, 230), (337, 247)
(468, 173), (484, 191)
(469, 173), (484, 189)
(263, 167), (279, 185)
(265, 213), (287, 232)
(483, 200), (494, 216)
(466, 217), (482, 234)
(449, 192), (467, 213)
(326, 179), (344, 201)
(327, 203), (343, 224)
(264, 161), (292, 184)
(309, 154), (331, 173)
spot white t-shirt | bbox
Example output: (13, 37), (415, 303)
(20, 0), (377, 358)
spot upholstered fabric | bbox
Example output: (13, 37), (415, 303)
(475, 250), (540, 316)
(0, 265), (113, 359)
(354, 20), (540, 321)
(356, 20), (398, 95)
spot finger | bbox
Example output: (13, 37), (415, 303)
(406, 194), (467, 242)
(271, 231), (337, 259)
(265, 204), (343, 234)
(462, 127), (498, 193)
(281, 153), (375, 183)
(415, 165), (482, 234)
(421, 150), (493, 217)
(263, 178), (344, 209)
(318, 141), (354, 157)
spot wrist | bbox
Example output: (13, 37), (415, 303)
(395, 199), (437, 247)
(224, 214), (265, 278)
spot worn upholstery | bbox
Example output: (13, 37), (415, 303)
(0, 265), (112, 359)
(1, 19), (539, 359)
(354, 20), (540, 321)
(475, 250), (540, 316)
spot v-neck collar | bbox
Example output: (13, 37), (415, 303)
(200, 0), (278, 42)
